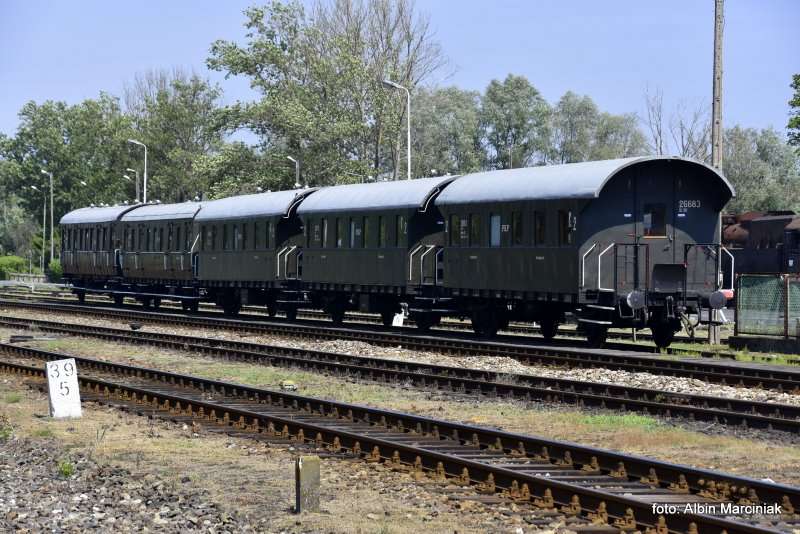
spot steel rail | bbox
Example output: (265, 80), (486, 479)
(1, 317), (799, 432)
(2, 347), (798, 534)
(1, 298), (798, 392)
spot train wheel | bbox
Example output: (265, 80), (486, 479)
(585, 325), (607, 348)
(189, 301), (199, 313)
(414, 314), (434, 332)
(330, 307), (345, 325)
(267, 304), (277, 318)
(539, 318), (559, 340)
(472, 310), (498, 338)
(141, 297), (152, 310)
(113, 294), (124, 307)
(285, 308), (297, 321)
(152, 298), (161, 310)
(651, 323), (676, 349)
(77, 291), (86, 304)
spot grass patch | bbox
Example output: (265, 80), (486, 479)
(0, 415), (12, 441)
(57, 459), (75, 477)
(3, 393), (21, 404)
(32, 428), (55, 438)
(577, 414), (661, 430)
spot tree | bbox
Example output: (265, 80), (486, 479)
(198, 143), (293, 198)
(550, 91), (599, 163)
(411, 87), (482, 176)
(207, 0), (447, 184)
(789, 74), (800, 148)
(479, 74), (550, 169)
(124, 69), (226, 201)
(589, 112), (648, 160)
(1, 95), (136, 230)
(722, 126), (800, 213)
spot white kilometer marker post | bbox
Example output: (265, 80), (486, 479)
(46, 358), (82, 419)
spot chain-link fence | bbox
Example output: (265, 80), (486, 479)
(736, 274), (800, 338)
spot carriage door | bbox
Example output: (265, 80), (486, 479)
(631, 170), (674, 293)
(674, 174), (718, 294)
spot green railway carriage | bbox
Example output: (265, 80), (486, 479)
(60, 205), (139, 299)
(295, 176), (456, 325)
(431, 156), (735, 345)
(118, 202), (201, 283)
(192, 188), (317, 316)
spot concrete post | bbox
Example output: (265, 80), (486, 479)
(295, 455), (320, 513)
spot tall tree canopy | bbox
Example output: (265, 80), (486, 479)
(479, 75), (550, 169)
(789, 74), (800, 148)
(207, 0), (446, 185)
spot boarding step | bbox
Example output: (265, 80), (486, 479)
(276, 300), (310, 305)
(576, 318), (614, 325)
(585, 304), (616, 311)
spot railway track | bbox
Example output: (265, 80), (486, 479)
(2, 316), (799, 433)
(1, 343), (798, 534)
(1, 298), (798, 393)
(0, 287), (727, 350)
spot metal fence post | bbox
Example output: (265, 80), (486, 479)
(784, 275), (790, 339)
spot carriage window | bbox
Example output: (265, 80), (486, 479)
(490, 214), (501, 247)
(266, 220), (273, 249)
(201, 226), (206, 250)
(512, 212), (523, 246)
(211, 226), (217, 250)
(185, 223), (191, 250)
(378, 217), (386, 247)
(168, 226), (174, 251)
(234, 224), (241, 251)
(336, 218), (345, 248)
(534, 211), (546, 245)
(643, 203), (666, 237)
(242, 222), (247, 250)
(396, 215), (406, 247)
(349, 218), (356, 248)
(322, 219), (329, 248)
(363, 217), (370, 248)
(449, 215), (460, 246)
(558, 211), (572, 245)
(469, 214), (481, 246)
(223, 224), (230, 250)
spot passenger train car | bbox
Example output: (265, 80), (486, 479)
(60, 156), (734, 348)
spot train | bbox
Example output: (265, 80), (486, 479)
(59, 155), (735, 348)
(723, 211), (800, 274)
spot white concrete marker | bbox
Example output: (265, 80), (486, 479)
(46, 358), (82, 418)
(392, 313), (405, 327)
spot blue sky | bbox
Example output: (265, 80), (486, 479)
(1, 0), (797, 141)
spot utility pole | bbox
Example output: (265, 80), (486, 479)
(709, 0), (724, 345)
(711, 0), (723, 169)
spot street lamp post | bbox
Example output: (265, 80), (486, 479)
(287, 156), (300, 188)
(31, 185), (45, 272)
(40, 170), (54, 261)
(127, 139), (148, 203)
(382, 79), (411, 180)
(126, 168), (140, 202)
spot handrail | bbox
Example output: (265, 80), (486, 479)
(597, 243), (615, 291)
(721, 246), (734, 291)
(276, 246), (289, 278)
(190, 232), (200, 254)
(581, 243), (597, 288)
(434, 248), (444, 286)
(284, 246), (298, 279)
(419, 245), (436, 285)
(408, 244), (425, 281)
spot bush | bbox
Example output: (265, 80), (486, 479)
(47, 259), (63, 282)
(0, 255), (26, 280)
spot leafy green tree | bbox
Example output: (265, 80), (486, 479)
(789, 74), (800, 148)
(207, 0), (446, 183)
(1, 95), (136, 238)
(479, 75), (550, 169)
(723, 126), (800, 212)
(124, 69), (226, 201)
(412, 87), (483, 176)
(589, 112), (648, 160)
(198, 143), (293, 198)
(550, 91), (599, 163)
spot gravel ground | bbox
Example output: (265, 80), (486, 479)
(3, 307), (799, 407)
(0, 438), (243, 533)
